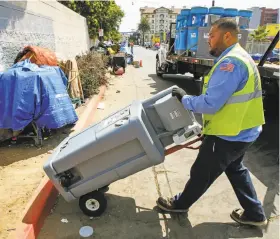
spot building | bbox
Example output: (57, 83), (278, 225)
(139, 6), (182, 43)
(260, 8), (279, 25)
(249, 7), (279, 29)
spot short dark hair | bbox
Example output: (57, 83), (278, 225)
(213, 18), (240, 35)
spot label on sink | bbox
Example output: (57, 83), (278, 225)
(98, 107), (130, 130)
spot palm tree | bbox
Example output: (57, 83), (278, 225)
(138, 17), (150, 46)
(250, 26), (270, 42)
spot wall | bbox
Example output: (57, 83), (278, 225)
(0, 0), (90, 71)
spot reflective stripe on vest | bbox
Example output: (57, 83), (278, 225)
(227, 90), (262, 104)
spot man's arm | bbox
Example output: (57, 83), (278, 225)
(181, 57), (248, 114)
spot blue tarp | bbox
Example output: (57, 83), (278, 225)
(0, 60), (78, 131)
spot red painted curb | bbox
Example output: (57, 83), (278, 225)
(14, 178), (58, 239)
(12, 85), (107, 239)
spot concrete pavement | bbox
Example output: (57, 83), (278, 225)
(38, 46), (279, 239)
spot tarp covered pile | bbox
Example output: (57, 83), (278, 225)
(0, 59), (78, 132)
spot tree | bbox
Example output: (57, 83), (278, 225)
(138, 17), (150, 45)
(250, 26), (270, 42)
(107, 29), (122, 43)
(59, 1), (124, 40)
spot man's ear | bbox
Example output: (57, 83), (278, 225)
(224, 32), (231, 42)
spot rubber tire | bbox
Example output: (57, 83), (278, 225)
(79, 191), (107, 217)
(99, 185), (110, 193)
(156, 58), (163, 77)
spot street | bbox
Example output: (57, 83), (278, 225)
(38, 46), (279, 239)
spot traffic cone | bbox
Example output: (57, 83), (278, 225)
(140, 60), (143, 67)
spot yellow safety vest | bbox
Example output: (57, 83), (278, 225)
(202, 43), (265, 136)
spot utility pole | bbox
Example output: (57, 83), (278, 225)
(212, 0), (215, 6)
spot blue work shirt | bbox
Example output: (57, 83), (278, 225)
(182, 43), (262, 142)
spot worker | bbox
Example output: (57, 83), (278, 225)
(156, 18), (268, 227)
(130, 41), (134, 54)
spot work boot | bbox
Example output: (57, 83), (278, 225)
(230, 209), (268, 227)
(156, 196), (188, 213)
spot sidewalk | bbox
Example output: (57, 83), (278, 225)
(38, 48), (279, 239)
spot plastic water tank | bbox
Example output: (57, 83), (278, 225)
(238, 10), (252, 29)
(208, 7), (224, 15)
(176, 9), (191, 54)
(186, 7), (208, 52)
(178, 29), (188, 54)
(190, 6), (208, 27)
(175, 30), (180, 54)
(207, 7), (224, 26)
(222, 8), (238, 17)
(186, 28), (198, 52)
(175, 15), (183, 53)
(238, 10), (253, 18)
(176, 14), (183, 30)
(180, 9), (191, 27)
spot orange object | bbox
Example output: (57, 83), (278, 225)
(14, 177), (58, 239)
(140, 60), (143, 67)
(19, 46), (58, 66)
(114, 67), (124, 75)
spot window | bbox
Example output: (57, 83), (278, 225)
(151, 30), (154, 33)
(152, 15), (154, 17)
(160, 20), (164, 24)
(151, 24), (154, 29)
(152, 20), (154, 23)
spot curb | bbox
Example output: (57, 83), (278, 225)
(12, 85), (107, 239)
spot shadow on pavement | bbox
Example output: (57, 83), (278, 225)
(0, 125), (74, 167)
(39, 193), (164, 239)
(164, 213), (264, 239)
(245, 118), (279, 227)
(40, 192), (267, 239)
(147, 74), (202, 96)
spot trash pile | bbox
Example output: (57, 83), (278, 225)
(0, 46), (80, 145)
(90, 40), (143, 75)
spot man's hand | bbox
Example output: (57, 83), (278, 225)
(172, 88), (186, 102)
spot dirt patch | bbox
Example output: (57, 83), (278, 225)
(0, 102), (88, 239)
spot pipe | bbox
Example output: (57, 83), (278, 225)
(162, 74), (193, 80)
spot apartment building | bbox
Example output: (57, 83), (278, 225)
(139, 6), (182, 42)
(249, 7), (279, 29)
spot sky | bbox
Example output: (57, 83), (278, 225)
(115, 0), (280, 32)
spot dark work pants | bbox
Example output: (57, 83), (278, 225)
(174, 135), (266, 221)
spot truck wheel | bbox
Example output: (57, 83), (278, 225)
(156, 58), (163, 77)
(79, 191), (107, 217)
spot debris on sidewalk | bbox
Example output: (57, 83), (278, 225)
(79, 226), (94, 237)
(97, 102), (105, 110)
(61, 218), (69, 223)
(116, 90), (120, 93)
(48, 150), (54, 154)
